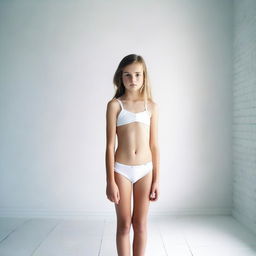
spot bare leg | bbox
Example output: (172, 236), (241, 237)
(114, 171), (133, 256)
(132, 170), (152, 256)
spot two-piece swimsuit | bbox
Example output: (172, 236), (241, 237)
(114, 98), (153, 184)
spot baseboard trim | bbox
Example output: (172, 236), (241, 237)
(0, 207), (232, 219)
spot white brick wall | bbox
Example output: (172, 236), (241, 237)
(232, 0), (256, 235)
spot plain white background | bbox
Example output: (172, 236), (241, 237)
(0, 0), (233, 217)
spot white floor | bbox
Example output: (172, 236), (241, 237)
(0, 215), (256, 256)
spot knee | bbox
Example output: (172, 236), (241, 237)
(132, 219), (147, 233)
(117, 219), (132, 235)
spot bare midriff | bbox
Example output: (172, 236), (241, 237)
(115, 122), (152, 165)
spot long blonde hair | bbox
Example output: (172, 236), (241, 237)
(112, 54), (153, 101)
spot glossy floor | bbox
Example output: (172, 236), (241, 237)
(0, 215), (256, 256)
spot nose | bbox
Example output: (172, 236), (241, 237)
(130, 75), (137, 82)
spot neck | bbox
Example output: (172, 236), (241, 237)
(123, 91), (143, 101)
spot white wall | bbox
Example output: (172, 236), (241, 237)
(0, 0), (233, 218)
(231, 0), (256, 235)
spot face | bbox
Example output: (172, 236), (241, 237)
(122, 63), (144, 92)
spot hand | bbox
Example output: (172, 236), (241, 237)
(149, 181), (159, 201)
(106, 181), (120, 205)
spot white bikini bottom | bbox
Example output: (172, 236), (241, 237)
(114, 161), (153, 184)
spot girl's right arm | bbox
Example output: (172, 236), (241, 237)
(105, 99), (120, 204)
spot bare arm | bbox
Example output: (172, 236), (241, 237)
(105, 99), (120, 204)
(149, 101), (160, 183)
(105, 99), (117, 184)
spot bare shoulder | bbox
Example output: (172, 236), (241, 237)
(107, 98), (119, 111)
(148, 99), (158, 113)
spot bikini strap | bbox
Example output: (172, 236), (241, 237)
(116, 98), (123, 110)
(144, 101), (148, 111)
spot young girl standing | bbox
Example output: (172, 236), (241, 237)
(105, 54), (160, 256)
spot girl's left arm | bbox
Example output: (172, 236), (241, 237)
(149, 101), (160, 184)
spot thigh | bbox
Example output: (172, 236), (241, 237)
(114, 171), (133, 222)
(132, 169), (153, 222)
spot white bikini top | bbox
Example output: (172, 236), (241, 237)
(116, 98), (151, 127)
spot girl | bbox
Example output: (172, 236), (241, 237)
(105, 54), (160, 256)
